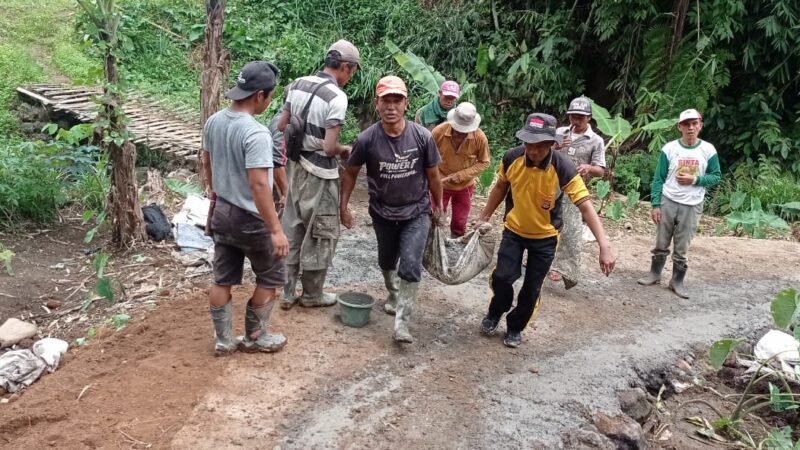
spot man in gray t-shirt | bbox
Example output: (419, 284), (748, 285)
(549, 96), (606, 289)
(200, 60), (289, 356)
(340, 76), (444, 344)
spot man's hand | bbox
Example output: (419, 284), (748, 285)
(339, 145), (352, 161)
(676, 174), (695, 185)
(598, 244), (616, 276)
(432, 208), (445, 227)
(651, 207), (661, 225)
(577, 164), (592, 177)
(340, 207), (354, 229)
(272, 229), (289, 258)
(555, 134), (572, 149)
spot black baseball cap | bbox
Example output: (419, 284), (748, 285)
(515, 113), (564, 144)
(225, 61), (279, 101)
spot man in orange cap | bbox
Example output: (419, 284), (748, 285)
(340, 75), (444, 344)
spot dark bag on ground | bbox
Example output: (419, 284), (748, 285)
(284, 80), (332, 162)
(142, 204), (171, 241)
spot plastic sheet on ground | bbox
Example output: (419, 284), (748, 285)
(172, 194), (213, 252)
(0, 338), (69, 393)
(423, 223), (496, 285)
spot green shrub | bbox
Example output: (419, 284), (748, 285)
(0, 143), (66, 224)
(614, 151), (659, 200)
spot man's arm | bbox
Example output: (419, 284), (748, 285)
(322, 125), (352, 158)
(247, 168), (288, 257)
(576, 200), (615, 276)
(339, 165), (361, 229)
(201, 149), (213, 194)
(695, 153), (721, 188)
(274, 167), (289, 200)
(650, 151), (669, 224)
(276, 108), (291, 132)
(426, 165), (444, 212)
(476, 179), (510, 224)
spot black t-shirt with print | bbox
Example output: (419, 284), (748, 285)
(348, 120), (441, 221)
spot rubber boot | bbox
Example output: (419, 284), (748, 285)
(299, 269), (337, 307)
(382, 269), (400, 315)
(210, 301), (237, 356)
(238, 299), (287, 353)
(393, 279), (419, 343)
(637, 255), (667, 285)
(281, 264), (300, 310)
(669, 262), (690, 299)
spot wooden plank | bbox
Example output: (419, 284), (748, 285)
(16, 87), (52, 105)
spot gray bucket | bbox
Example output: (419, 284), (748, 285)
(337, 292), (376, 328)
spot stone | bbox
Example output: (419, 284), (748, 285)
(618, 388), (652, 423)
(562, 427), (616, 450)
(45, 299), (63, 310)
(0, 318), (38, 348)
(593, 412), (648, 450)
(676, 359), (693, 373)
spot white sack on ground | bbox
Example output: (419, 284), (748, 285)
(423, 223), (496, 285)
(0, 338), (69, 392)
(172, 194), (213, 252)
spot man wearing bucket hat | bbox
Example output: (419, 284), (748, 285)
(475, 113), (616, 348)
(340, 75), (444, 344)
(431, 102), (490, 237)
(276, 39), (359, 309)
(200, 60), (288, 355)
(548, 96), (607, 289)
(637, 108), (721, 298)
(415, 80), (461, 130)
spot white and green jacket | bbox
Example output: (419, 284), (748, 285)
(651, 139), (721, 207)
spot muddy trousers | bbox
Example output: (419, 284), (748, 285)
(652, 197), (702, 265)
(487, 230), (557, 333)
(550, 199), (582, 283)
(371, 210), (431, 283)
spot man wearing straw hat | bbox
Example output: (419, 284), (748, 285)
(431, 102), (490, 238)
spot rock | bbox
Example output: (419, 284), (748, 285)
(45, 299), (63, 310)
(618, 388), (652, 423)
(593, 412), (648, 450)
(735, 342), (753, 356)
(723, 349), (738, 367)
(16, 338), (35, 349)
(676, 359), (693, 373)
(528, 365), (539, 374)
(0, 318), (38, 348)
(562, 427), (616, 450)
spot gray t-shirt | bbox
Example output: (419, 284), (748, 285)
(348, 120), (440, 221)
(556, 124), (606, 175)
(203, 108), (273, 215)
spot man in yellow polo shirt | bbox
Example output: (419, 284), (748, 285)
(475, 113), (616, 348)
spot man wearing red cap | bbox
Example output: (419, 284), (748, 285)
(638, 109), (721, 298)
(415, 80), (460, 130)
(340, 75), (444, 343)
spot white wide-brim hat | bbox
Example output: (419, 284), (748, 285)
(447, 102), (481, 133)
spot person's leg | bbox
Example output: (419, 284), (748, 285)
(299, 178), (341, 307)
(484, 230), (525, 334)
(281, 170), (306, 309)
(668, 202), (702, 298)
(372, 213), (403, 314)
(503, 236), (557, 347)
(442, 189), (453, 218)
(449, 185), (473, 238)
(392, 213), (431, 343)
(210, 240), (244, 356)
(549, 200), (582, 289)
(240, 231), (288, 352)
(638, 197), (677, 285)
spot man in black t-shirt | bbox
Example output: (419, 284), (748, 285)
(340, 75), (444, 344)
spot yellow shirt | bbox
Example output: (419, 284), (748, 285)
(497, 147), (590, 239)
(432, 123), (491, 191)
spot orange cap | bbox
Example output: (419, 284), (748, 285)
(375, 76), (408, 98)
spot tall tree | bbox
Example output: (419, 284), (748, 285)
(77, 0), (145, 248)
(199, 0), (229, 187)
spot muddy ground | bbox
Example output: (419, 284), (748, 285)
(1, 185), (799, 449)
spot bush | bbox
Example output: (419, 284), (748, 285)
(0, 142), (66, 224)
(613, 151), (659, 200)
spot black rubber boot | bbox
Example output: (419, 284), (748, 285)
(669, 262), (690, 299)
(281, 264), (300, 310)
(637, 255), (667, 285)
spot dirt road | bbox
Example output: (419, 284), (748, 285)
(2, 193), (799, 449)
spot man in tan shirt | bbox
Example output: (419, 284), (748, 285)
(432, 102), (490, 237)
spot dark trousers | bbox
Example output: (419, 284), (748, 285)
(371, 210), (431, 283)
(488, 229), (558, 333)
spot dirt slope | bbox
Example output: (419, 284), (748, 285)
(1, 193), (799, 449)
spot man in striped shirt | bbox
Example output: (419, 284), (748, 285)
(277, 40), (359, 308)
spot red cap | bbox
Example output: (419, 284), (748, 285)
(376, 76), (408, 98)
